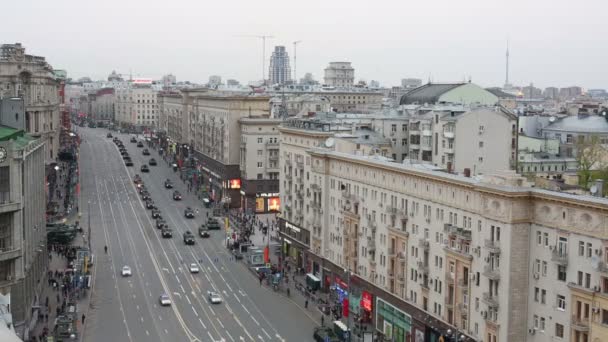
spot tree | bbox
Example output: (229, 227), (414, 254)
(576, 135), (608, 188)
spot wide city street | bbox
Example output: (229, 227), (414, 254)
(77, 127), (318, 342)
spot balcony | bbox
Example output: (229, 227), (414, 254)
(417, 261), (429, 274)
(418, 239), (430, 250)
(311, 183), (321, 192)
(296, 160), (304, 168)
(443, 130), (455, 139)
(571, 315), (589, 332)
(409, 143), (420, 150)
(388, 225), (409, 238)
(369, 260), (377, 268)
(0, 246), (21, 262)
(445, 296), (454, 308)
(483, 265), (500, 280)
(482, 292), (499, 308)
(0, 192), (19, 213)
(0, 274), (18, 288)
(446, 272), (455, 285)
(397, 252), (406, 262)
(443, 246), (474, 261)
(386, 205), (397, 215)
(397, 274), (405, 283)
(269, 154), (279, 161)
(285, 172), (293, 180)
(457, 303), (468, 312)
(285, 159), (292, 167)
(265, 141), (280, 148)
(421, 142), (432, 151)
(484, 239), (501, 254)
(367, 237), (376, 252)
(445, 146), (454, 154)
(422, 129), (432, 136)
(551, 249), (569, 266)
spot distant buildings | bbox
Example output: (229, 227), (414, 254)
(208, 75), (222, 88)
(268, 46), (292, 85)
(0, 43), (60, 163)
(401, 78), (422, 89)
(399, 82), (499, 107)
(300, 73), (318, 85)
(114, 84), (158, 129)
(226, 79), (240, 87)
(161, 74), (177, 88)
(90, 88), (114, 122)
(324, 62), (355, 88)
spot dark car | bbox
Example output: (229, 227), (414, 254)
(151, 208), (162, 219)
(145, 200), (155, 210)
(113, 137), (120, 143)
(133, 175), (142, 184)
(184, 207), (195, 219)
(142, 148), (150, 156)
(137, 141), (144, 148)
(122, 153), (130, 159)
(164, 179), (173, 189)
(173, 191), (182, 201)
(140, 165), (150, 173)
(130, 137), (137, 143)
(149, 158), (157, 166)
(120, 149), (128, 156)
(125, 158), (133, 166)
(107, 133), (113, 138)
(313, 327), (340, 342)
(199, 225), (210, 238)
(207, 218), (221, 230)
(138, 184), (147, 193)
(156, 219), (167, 230)
(183, 231), (195, 245)
(161, 227), (173, 238)
(141, 192), (151, 201)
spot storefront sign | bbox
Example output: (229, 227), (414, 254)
(255, 198), (265, 213)
(285, 221), (301, 233)
(255, 192), (280, 198)
(268, 197), (280, 212)
(335, 277), (348, 290)
(228, 179), (241, 189)
(361, 291), (373, 312)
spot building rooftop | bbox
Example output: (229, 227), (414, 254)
(485, 87), (516, 98)
(0, 126), (23, 141)
(543, 115), (608, 133)
(399, 83), (465, 105)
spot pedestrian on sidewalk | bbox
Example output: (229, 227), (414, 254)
(81, 314), (86, 325)
(305, 299), (309, 309)
(321, 315), (325, 326)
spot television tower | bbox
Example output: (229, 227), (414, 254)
(504, 40), (510, 89)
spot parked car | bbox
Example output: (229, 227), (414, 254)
(173, 191), (182, 201)
(140, 164), (149, 173)
(149, 158), (157, 166)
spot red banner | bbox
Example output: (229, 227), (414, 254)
(361, 291), (373, 312)
(343, 298), (349, 318)
(264, 246), (269, 264)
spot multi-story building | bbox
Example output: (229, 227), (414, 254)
(269, 94), (331, 117)
(402, 78), (423, 90)
(0, 43), (60, 163)
(278, 135), (608, 341)
(324, 62), (355, 88)
(0, 102), (46, 338)
(161, 74), (177, 89)
(239, 118), (282, 213)
(541, 115), (608, 158)
(559, 87), (583, 100)
(399, 83), (499, 107)
(114, 84), (158, 129)
(90, 88), (114, 122)
(543, 87), (559, 100)
(269, 46), (292, 85)
(208, 75), (222, 88)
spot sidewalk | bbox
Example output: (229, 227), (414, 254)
(30, 226), (92, 342)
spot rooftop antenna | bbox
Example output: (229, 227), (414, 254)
(235, 35), (275, 83)
(505, 38), (510, 87)
(293, 40), (302, 83)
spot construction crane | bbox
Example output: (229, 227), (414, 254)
(292, 40), (302, 83)
(235, 35), (274, 83)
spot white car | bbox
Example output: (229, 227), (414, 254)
(121, 266), (132, 277)
(207, 291), (222, 304)
(159, 294), (172, 306)
(189, 263), (200, 273)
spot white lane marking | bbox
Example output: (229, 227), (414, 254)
(164, 329), (168, 334)
(257, 335), (263, 341)
(145, 330), (149, 336)
(192, 306), (198, 317)
(240, 337), (245, 341)
(275, 334), (286, 342)
(251, 316), (260, 326)
(241, 305), (250, 315)
(162, 268), (169, 272)
(225, 331), (235, 342)
(185, 295), (192, 305)
(198, 318), (207, 329)
(238, 290), (247, 297)
(225, 283), (233, 293)
(175, 275), (181, 284)
(207, 332), (214, 341)
(140, 317), (144, 322)
(158, 315), (162, 321)
(209, 306), (215, 316)
(136, 305), (140, 310)
(216, 318), (224, 329)
(180, 284), (186, 293)
(261, 328), (271, 339)
(172, 292), (181, 298)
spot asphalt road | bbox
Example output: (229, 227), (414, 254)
(77, 127), (317, 342)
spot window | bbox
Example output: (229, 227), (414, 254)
(537, 231), (542, 245)
(533, 315), (539, 329)
(542, 261), (547, 276)
(557, 265), (566, 281)
(541, 289), (547, 304)
(587, 243), (592, 258)
(602, 309), (608, 325)
(257, 149), (263, 155)
(391, 124), (396, 132)
(479, 141), (484, 148)
(257, 162), (263, 168)
(257, 138), (263, 143)
(555, 323), (564, 338)
(557, 295), (566, 311)
(540, 317), (545, 332)
(543, 233), (549, 246)
(534, 287), (539, 302)
(579, 241), (585, 256)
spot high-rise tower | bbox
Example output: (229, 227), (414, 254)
(268, 46), (292, 85)
(504, 40), (512, 89)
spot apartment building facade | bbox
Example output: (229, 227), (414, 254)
(239, 118), (282, 213)
(114, 85), (158, 128)
(90, 88), (114, 122)
(278, 127), (608, 341)
(324, 62), (355, 88)
(0, 43), (60, 163)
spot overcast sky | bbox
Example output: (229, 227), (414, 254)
(4, 0), (606, 89)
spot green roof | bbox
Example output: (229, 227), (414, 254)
(13, 134), (36, 149)
(0, 126), (23, 141)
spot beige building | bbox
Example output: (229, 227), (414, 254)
(114, 85), (158, 128)
(90, 88), (114, 122)
(324, 62), (355, 88)
(239, 118), (282, 213)
(278, 128), (608, 341)
(0, 43), (60, 162)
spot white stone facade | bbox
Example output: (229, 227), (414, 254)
(324, 62), (355, 88)
(114, 86), (158, 127)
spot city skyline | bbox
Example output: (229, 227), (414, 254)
(4, 0), (607, 89)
